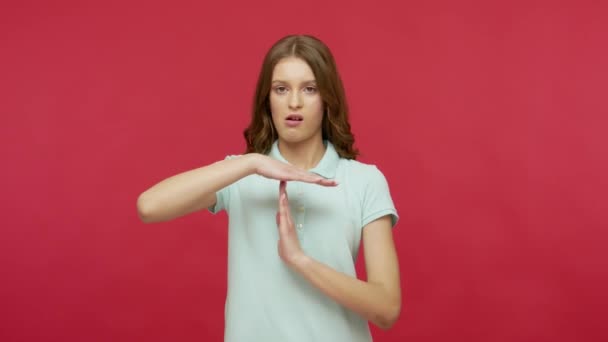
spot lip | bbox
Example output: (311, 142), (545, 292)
(286, 113), (303, 120)
(285, 119), (303, 127)
(285, 113), (304, 127)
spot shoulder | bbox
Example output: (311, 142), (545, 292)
(338, 158), (388, 183)
(339, 158), (398, 227)
(336, 158), (393, 201)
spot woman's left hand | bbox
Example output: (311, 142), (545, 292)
(276, 181), (306, 267)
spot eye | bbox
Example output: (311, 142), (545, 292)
(274, 86), (288, 94)
(303, 86), (317, 94)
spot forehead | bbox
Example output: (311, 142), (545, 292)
(272, 57), (316, 82)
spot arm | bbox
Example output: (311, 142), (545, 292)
(136, 154), (258, 223)
(137, 154), (337, 223)
(293, 216), (401, 330)
(277, 183), (401, 329)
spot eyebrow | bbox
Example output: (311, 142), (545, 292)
(271, 80), (317, 84)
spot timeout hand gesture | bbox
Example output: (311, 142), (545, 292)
(253, 154), (337, 187)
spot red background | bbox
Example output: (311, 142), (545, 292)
(1, 0), (607, 341)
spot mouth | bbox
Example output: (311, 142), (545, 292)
(286, 114), (304, 122)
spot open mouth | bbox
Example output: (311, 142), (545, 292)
(286, 114), (303, 122)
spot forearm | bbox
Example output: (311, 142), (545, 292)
(137, 154), (258, 223)
(292, 255), (401, 330)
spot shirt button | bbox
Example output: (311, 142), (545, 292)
(296, 223), (303, 229)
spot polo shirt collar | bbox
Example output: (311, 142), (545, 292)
(269, 140), (339, 179)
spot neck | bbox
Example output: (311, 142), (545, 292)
(277, 137), (326, 170)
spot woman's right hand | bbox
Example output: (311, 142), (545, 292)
(250, 154), (338, 187)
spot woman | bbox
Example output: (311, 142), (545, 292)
(137, 34), (401, 342)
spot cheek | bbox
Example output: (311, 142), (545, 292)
(269, 94), (283, 121)
(310, 97), (324, 118)
(268, 96), (279, 129)
(269, 94), (278, 113)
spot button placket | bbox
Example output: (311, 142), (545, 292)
(291, 182), (306, 240)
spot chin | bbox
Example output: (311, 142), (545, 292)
(279, 131), (317, 145)
(278, 135), (304, 144)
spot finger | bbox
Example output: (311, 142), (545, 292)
(295, 171), (338, 187)
(278, 180), (286, 216)
(276, 185), (295, 233)
(306, 175), (338, 186)
(279, 180), (287, 197)
(277, 181), (287, 223)
(277, 193), (290, 237)
(282, 192), (293, 227)
(316, 178), (338, 187)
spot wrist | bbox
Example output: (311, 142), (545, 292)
(290, 253), (312, 272)
(244, 153), (261, 175)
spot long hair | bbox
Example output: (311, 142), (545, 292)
(243, 35), (359, 159)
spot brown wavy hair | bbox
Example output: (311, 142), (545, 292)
(243, 34), (359, 159)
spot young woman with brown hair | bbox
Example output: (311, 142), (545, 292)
(137, 34), (400, 342)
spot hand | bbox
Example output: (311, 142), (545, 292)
(251, 154), (338, 187)
(276, 181), (306, 267)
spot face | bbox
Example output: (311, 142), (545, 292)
(269, 57), (324, 145)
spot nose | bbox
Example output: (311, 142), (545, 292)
(288, 91), (303, 110)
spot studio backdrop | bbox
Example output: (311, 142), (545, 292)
(1, 1), (606, 341)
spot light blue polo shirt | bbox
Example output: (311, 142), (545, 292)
(209, 140), (398, 342)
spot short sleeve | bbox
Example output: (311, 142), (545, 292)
(208, 186), (229, 214)
(207, 155), (239, 214)
(361, 165), (399, 228)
